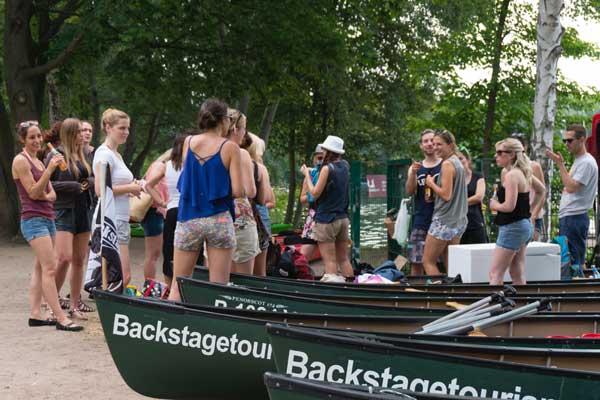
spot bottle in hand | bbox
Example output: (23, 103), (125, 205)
(490, 184), (498, 215)
(47, 143), (68, 171)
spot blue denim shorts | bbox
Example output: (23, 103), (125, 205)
(496, 219), (533, 252)
(21, 217), (56, 242)
(141, 207), (164, 237)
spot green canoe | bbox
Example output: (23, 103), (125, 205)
(189, 269), (600, 312)
(177, 277), (449, 317)
(264, 372), (493, 400)
(94, 291), (600, 399)
(192, 266), (600, 295)
(267, 324), (600, 400)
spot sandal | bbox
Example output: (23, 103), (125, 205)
(56, 321), (84, 332)
(68, 309), (88, 321)
(59, 297), (70, 310)
(77, 299), (95, 313)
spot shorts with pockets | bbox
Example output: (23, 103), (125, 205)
(175, 211), (236, 252)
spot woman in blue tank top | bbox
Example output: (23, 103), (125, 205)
(168, 99), (243, 301)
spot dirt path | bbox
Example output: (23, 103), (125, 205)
(0, 238), (151, 400)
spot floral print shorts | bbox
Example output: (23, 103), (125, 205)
(174, 211), (236, 251)
(428, 217), (467, 241)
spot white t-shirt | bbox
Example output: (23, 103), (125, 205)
(559, 153), (598, 218)
(93, 144), (134, 221)
(165, 160), (181, 210)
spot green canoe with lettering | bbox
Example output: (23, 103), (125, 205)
(177, 277), (450, 317)
(95, 290), (600, 399)
(189, 269), (600, 312)
(263, 373), (493, 400)
(192, 267), (600, 295)
(267, 324), (600, 400)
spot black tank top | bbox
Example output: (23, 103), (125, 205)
(494, 185), (530, 226)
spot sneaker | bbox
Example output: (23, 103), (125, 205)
(320, 274), (346, 283)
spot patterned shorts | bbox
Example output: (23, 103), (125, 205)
(174, 211), (236, 251)
(408, 228), (427, 264)
(428, 217), (467, 242)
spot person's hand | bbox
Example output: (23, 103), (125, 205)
(300, 164), (309, 176)
(545, 149), (564, 166)
(425, 174), (435, 188)
(80, 180), (89, 192)
(410, 160), (422, 175)
(489, 198), (499, 213)
(48, 153), (65, 171)
(129, 181), (142, 198)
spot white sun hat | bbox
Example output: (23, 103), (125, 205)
(319, 135), (345, 154)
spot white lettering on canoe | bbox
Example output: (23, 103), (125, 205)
(285, 349), (556, 400)
(112, 314), (272, 360)
(214, 295), (289, 312)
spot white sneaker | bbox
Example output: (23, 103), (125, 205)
(320, 274), (346, 283)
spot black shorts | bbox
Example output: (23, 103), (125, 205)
(460, 227), (488, 245)
(55, 207), (92, 234)
(163, 208), (203, 277)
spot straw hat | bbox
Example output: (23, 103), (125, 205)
(319, 135), (345, 154)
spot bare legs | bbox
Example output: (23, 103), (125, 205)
(69, 233), (90, 310)
(411, 263), (424, 275)
(231, 259), (254, 275)
(300, 244), (317, 261)
(489, 245), (527, 285)
(120, 244), (132, 288)
(29, 236), (72, 325)
(422, 235), (460, 275)
(143, 234), (163, 279)
(318, 240), (353, 278)
(253, 249), (268, 276)
(169, 246), (233, 301)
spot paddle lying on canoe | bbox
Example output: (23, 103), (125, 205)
(264, 372), (494, 400)
(185, 271), (600, 312)
(266, 324), (600, 400)
(94, 291), (600, 400)
(192, 266), (600, 294)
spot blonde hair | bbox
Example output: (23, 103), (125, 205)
(102, 108), (129, 133)
(496, 138), (532, 181)
(226, 108), (246, 138)
(246, 132), (265, 163)
(60, 118), (91, 179)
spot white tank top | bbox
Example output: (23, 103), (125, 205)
(165, 161), (182, 210)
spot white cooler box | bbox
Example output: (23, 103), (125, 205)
(448, 242), (561, 283)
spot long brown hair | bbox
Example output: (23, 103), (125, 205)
(60, 118), (91, 179)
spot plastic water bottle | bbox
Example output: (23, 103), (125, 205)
(47, 143), (68, 171)
(591, 266), (600, 279)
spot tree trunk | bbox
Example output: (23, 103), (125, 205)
(259, 100), (279, 147)
(123, 119), (138, 166)
(292, 198), (304, 229)
(0, 99), (20, 237)
(284, 129), (296, 224)
(532, 0), (564, 238)
(130, 112), (162, 177)
(482, 0), (511, 154)
(47, 72), (62, 123)
(90, 72), (101, 147)
(239, 92), (250, 115)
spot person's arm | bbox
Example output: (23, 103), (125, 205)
(405, 161), (422, 195)
(425, 160), (454, 201)
(13, 154), (61, 200)
(255, 163), (271, 205)
(467, 177), (485, 206)
(529, 175), (546, 222)
(145, 162), (167, 207)
(303, 164), (330, 201)
(300, 177), (310, 205)
(240, 150), (256, 199)
(43, 152), (81, 196)
(45, 181), (57, 202)
(545, 149), (581, 193)
(224, 142), (244, 198)
(93, 150), (140, 197)
(492, 171), (519, 213)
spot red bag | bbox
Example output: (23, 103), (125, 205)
(292, 249), (314, 280)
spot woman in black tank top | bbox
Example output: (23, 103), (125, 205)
(488, 138), (545, 285)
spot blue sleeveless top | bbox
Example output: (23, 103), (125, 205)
(315, 160), (349, 223)
(177, 140), (235, 222)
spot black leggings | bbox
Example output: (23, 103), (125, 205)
(163, 207), (204, 277)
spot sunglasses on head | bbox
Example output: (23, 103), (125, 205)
(19, 120), (39, 129)
(562, 138), (576, 144)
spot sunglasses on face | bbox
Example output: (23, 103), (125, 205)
(562, 138), (576, 144)
(495, 150), (512, 155)
(19, 120), (39, 129)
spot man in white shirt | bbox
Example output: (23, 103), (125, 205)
(546, 125), (598, 269)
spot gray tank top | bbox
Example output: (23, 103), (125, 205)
(433, 155), (468, 229)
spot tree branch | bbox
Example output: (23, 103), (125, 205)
(21, 33), (83, 78)
(47, 0), (83, 40)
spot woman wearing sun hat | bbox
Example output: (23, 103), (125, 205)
(301, 135), (353, 282)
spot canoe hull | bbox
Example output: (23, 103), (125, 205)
(267, 325), (600, 400)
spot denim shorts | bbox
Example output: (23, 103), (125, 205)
(496, 219), (533, 252)
(21, 217), (56, 242)
(116, 220), (131, 245)
(141, 207), (164, 237)
(55, 208), (92, 234)
(534, 218), (543, 233)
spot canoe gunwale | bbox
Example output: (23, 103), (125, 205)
(266, 323), (600, 380)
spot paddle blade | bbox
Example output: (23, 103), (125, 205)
(468, 328), (487, 337)
(446, 301), (467, 310)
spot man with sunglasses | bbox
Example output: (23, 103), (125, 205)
(546, 124), (598, 271)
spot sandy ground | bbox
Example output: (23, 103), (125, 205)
(0, 238), (152, 400)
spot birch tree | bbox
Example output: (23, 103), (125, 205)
(531, 0), (565, 236)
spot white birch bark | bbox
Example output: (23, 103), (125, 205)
(532, 0), (564, 238)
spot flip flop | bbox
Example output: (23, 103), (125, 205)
(28, 318), (57, 327)
(56, 321), (84, 332)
